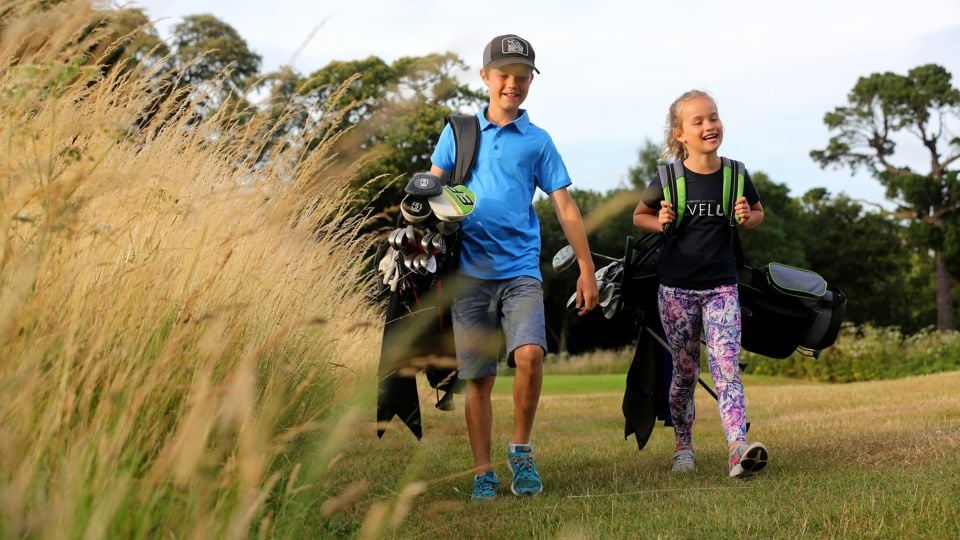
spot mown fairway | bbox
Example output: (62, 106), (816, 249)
(318, 372), (960, 538)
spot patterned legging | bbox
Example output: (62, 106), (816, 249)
(658, 284), (747, 448)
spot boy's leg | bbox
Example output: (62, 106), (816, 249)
(499, 276), (548, 444)
(510, 344), (543, 444)
(701, 284), (747, 446)
(657, 285), (703, 449)
(464, 376), (496, 475)
(452, 277), (502, 475)
(500, 276), (547, 495)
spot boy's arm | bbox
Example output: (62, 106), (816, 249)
(429, 164), (447, 178)
(549, 187), (599, 316)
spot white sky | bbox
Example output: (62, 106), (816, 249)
(135, 0), (960, 206)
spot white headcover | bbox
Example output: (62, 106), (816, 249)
(428, 185), (477, 222)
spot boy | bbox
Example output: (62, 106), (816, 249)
(429, 33), (599, 500)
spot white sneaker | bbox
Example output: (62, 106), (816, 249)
(729, 442), (768, 478)
(671, 448), (696, 473)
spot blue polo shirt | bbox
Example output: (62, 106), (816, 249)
(431, 107), (572, 281)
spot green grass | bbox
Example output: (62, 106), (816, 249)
(316, 371), (960, 538)
(493, 373), (625, 396)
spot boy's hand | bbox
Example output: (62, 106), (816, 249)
(576, 272), (599, 316)
(658, 201), (676, 231)
(735, 197), (751, 225)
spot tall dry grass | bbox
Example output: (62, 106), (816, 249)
(0, 2), (379, 537)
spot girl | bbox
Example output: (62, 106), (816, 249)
(632, 90), (768, 478)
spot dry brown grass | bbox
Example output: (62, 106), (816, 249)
(0, 1), (380, 537)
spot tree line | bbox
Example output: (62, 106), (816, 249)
(13, 2), (958, 344)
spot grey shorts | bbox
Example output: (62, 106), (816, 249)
(451, 275), (547, 380)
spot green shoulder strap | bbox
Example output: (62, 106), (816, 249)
(657, 160), (686, 235)
(659, 158), (746, 234)
(720, 157), (746, 227)
(444, 115), (480, 186)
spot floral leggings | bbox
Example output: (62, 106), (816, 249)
(658, 284), (747, 448)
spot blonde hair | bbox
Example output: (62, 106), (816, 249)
(661, 90), (717, 162)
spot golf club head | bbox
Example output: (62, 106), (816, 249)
(552, 245), (576, 273)
(423, 254), (437, 274)
(420, 231), (434, 253)
(602, 296), (621, 320)
(598, 282), (617, 308)
(402, 253), (415, 272)
(430, 233), (446, 254)
(413, 253), (430, 274)
(404, 225), (417, 251)
(388, 229), (404, 250)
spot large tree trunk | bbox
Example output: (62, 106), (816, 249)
(934, 251), (956, 331)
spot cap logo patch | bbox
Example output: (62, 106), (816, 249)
(502, 38), (528, 56)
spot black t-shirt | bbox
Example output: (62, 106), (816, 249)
(642, 164), (761, 290)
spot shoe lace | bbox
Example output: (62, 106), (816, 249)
(475, 474), (498, 496)
(674, 451), (694, 467)
(510, 453), (538, 479)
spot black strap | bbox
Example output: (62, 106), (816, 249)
(663, 163), (681, 236)
(724, 158), (745, 267)
(656, 164), (671, 236)
(444, 115), (480, 186)
(730, 159), (744, 267)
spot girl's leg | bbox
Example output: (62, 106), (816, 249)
(658, 285), (703, 449)
(702, 284), (747, 446)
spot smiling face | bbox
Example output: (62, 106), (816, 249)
(481, 64), (533, 118)
(674, 96), (723, 158)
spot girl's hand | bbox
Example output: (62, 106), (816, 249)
(659, 200), (676, 231)
(735, 197), (751, 225)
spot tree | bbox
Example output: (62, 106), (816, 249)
(261, 52), (485, 228)
(738, 172), (807, 268)
(626, 138), (662, 189)
(796, 190), (933, 331)
(811, 64), (960, 330)
(170, 14), (261, 111)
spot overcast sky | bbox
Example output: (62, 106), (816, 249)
(136, 0), (960, 206)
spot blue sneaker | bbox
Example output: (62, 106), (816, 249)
(471, 470), (499, 500)
(507, 445), (542, 496)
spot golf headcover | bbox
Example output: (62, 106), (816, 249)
(428, 185), (476, 222)
(404, 173), (444, 197)
(400, 194), (432, 223)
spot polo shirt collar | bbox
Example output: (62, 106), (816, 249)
(478, 106), (530, 134)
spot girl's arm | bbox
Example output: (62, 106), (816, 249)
(633, 200), (674, 233)
(735, 198), (765, 229)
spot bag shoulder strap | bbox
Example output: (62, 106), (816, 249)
(720, 157), (747, 227)
(721, 157), (748, 266)
(657, 161), (687, 235)
(444, 115), (480, 186)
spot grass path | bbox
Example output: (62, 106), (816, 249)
(318, 371), (960, 538)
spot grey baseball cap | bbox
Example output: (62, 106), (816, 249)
(482, 34), (539, 73)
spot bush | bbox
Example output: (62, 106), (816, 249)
(743, 325), (960, 382)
